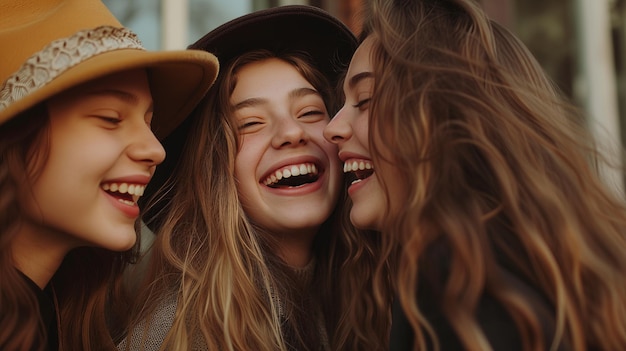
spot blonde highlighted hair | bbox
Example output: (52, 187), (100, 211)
(124, 50), (393, 350)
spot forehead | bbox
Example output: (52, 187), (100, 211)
(346, 36), (375, 81)
(76, 69), (149, 92)
(231, 58), (314, 97)
(50, 69), (151, 104)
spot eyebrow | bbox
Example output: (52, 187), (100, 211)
(233, 87), (321, 110)
(86, 89), (153, 113)
(348, 71), (374, 89)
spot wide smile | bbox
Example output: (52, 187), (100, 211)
(343, 159), (374, 186)
(262, 162), (321, 189)
(101, 182), (146, 206)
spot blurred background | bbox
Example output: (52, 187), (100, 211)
(102, 0), (626, 192)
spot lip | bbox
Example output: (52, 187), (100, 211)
(103, 190), (140, 218)
(346, 172), (372, 197)
(337, 152), (375, 197)
(103, 174), (152, 185)
(337, 150), (371, 163)
(101, 174), (152, 218)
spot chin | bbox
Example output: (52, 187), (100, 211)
(350, 212), (382, 231)
(98, 232), (137, 252)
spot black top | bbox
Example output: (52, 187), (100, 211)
(389, 291), (523, 350)
(389, 270), (566, 350)
(19, 272), (59, 351)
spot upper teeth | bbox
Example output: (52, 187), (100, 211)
(344, 160), (373, 173)
(101, 182), (146, 196)
(264, 163), (318, 186)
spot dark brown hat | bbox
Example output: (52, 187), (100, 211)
(141, 5), (357, 230)
(189, 4), (357, 86)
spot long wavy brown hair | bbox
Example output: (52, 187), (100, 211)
(365, 0), (626, 350)
(0, 104), (139, 351)
(124, 50), (393, 351)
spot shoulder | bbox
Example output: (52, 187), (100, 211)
(117, 295), (178, 351)
(390, 269), (559, 351)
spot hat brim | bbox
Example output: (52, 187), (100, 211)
(0, 48), (218, 140)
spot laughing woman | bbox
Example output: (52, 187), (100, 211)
(325, 0), (626, 350)
(120, 6), (393, 351)
(0, 0), (217, 350)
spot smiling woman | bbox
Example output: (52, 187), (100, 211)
(0, 0), (218, 350)
(230, 56), (341, 255)
(119, 5), (393, 351)
(23, 70), (163, 253)
(324, 0), (626, 350)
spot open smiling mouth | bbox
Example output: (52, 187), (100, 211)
(101, 182), (145, 206)
(344, 160), (374, 186)
(263, 163), (320, 189)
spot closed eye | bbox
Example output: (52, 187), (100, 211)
(298, 107), (327, 123)
(353, 98), (371, 110)
(239, 121), (262, 129)
(301, 109), (325, 117)
(237, 117), (266, 134)
(94, 116), (122, 125)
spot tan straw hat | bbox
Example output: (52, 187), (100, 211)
(0, 0), (219, 139)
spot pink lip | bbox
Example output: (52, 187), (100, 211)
(265, 172), (326, 196)
(102, 190), (140, 218)
(338, 152), (375, 198)
(102, 174), (151, 185)
(347, 174), (372, 197)
(337, 150), (371, 163)
(101, 174), (151, 218)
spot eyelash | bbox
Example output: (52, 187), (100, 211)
(239, 121), (262, 130)
(353, 98), (371, 109)
(301, 109), (323, 117)
(95, 116), (122, 125)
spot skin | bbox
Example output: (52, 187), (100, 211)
(231, 58), (342, 267)
(13, 69), (165, 288)
(324, 37), (387, 231)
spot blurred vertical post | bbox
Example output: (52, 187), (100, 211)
(161, 0), (188, 50)
(574, 0), (623, 194)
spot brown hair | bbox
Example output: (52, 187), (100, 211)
(125, 49), (393, 350)
(365, 0), (626, 350)
(0, 104), (139, 350)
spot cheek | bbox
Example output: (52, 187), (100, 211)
(233, 135), (254, 173)
(233, 137), (264, 187)
(378, 160), (407, 215)
(355, 117), (371, 151)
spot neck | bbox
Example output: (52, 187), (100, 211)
(274, 227), (318, 268)
(12, 224), (72, 289)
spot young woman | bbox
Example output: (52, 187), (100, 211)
(121, 5), (393, 351)
(325, 0), (626, 350)
(0, 0), (218, 350)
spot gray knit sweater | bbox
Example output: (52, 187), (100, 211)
(118, 258), (329, 351)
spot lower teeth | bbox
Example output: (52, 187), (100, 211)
(118, 199), (135, 206)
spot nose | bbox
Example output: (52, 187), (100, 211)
(324, 106), (352, 144)
(271, 116), (307, 148)
(127, 123), (166, 166)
